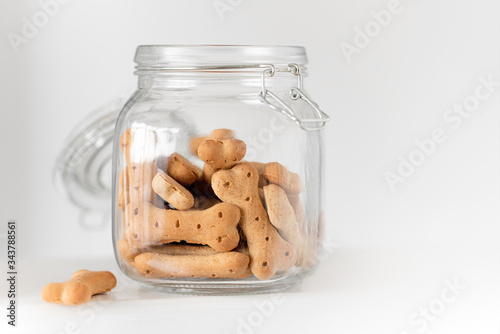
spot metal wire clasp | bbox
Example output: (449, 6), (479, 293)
(136, 62), (330, 131)
(258, 63), (330, 131)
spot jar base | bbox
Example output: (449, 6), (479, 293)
(129, 267), (317, 296)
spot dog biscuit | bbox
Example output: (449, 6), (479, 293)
(189, 129), (235, 155)
(125, 202), (241, 252)
(212, 162), (297, 280)
(152, 171), (194, 210)
(157, 153), (201, 186)
(117, 239), (221, 266)
(198, 139), (246, 170)
(262, 162), (302, 193)
(135, 252), (251, 279)
(41, 270), (116, 305)
(263, 184), (301, 249)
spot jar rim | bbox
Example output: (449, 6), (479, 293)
(134, 45), (308, 69)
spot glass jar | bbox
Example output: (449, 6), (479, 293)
(112, 45), (329, 294)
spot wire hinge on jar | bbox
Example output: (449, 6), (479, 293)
(136, 63), (330, 131)
(258, 63), (330, 131)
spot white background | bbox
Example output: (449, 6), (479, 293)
(0, 0), (498, 333)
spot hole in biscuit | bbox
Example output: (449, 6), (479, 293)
(223, 182), (231, 187)
(218, 212), (223, 218)
(132, 166), (137, 170)
(217, 236), (223, 243)
(217, 140), (223, 144)
(145, 270), (151, 274)
(255, 217), (260, 221)
(285, 252), (289, 256)
(245, 197), (251, 201)
(196, 224), (201, 229)
(265, 237), (269, 241)
(212, 274), (217, 277)
(155, 221), (159, 228)
(233, 157), (237, 161)
(133, 234), (138, 239)
(229, 269), (234, 273)
(133, 186), (139, 191)
(173, 156), (178, 162)
(191, 275), (195, 277)
(175, 220), (180, 228)
(247, 172), (252, 177)
(262, 261), (268, 267)
(133, 208), (139, 215)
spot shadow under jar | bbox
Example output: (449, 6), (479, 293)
(112, 45), (330, 294)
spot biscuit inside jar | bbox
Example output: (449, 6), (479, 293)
(118, 128), (306, 280)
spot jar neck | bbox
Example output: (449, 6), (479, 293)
(136, 70), (307, 96)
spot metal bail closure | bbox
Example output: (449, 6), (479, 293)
(258, 64), (330, 131)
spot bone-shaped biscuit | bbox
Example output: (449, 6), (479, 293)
(263, 184), (302, 250)
(189, 128), (235, 155)
(198, 139), (247, 170)
(262, 162), (302, 193)
(41, 270), (116, 305)
(152, 171), (194, 210)
(212, 162), (297, 280)
(125, 202), (241, 252)
(157, 153), (201, 186)
(117, 239), (222, 269)
(196, 129), (246, 183)
(135, 252), (251, 279)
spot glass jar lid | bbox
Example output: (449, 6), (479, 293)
(134, 45), (308, 69)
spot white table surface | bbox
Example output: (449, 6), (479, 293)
(2, 242), (498, 334)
